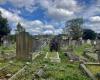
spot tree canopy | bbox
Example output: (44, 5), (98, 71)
(82, 29), (96, 40)
(0, 11), (11, 44)
(65, 18), (83, 40)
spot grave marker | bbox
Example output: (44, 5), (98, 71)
(96, 39), (100, 62)
(16, 31), (33, 61)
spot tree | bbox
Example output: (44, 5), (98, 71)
(66, 18), (83, 40)
(0, 11), (11, 45)
(82, 29), (96, 40)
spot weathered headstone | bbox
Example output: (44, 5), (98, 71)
(2, 36), (10, 47)
(16, 31), (33, 61)
(96, 39), (100, 62)
(87, 39), (91, 44)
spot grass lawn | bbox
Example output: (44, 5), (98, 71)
(0, 62), (7, 68)
(0, 44), (16, 54)
(0, 60), (25, 79)
(18, 52), (45, 80)
(0, 59), (10, 68)
(44, 51), (90, 80)
(14, 47), (91, 80)
(0, 44), (92, 80)
(46, 52), (58, 58)
(73, 44), (93, 56)
(86, 65), (100, 75)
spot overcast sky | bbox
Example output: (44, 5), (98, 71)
(0, 0), (100, 35)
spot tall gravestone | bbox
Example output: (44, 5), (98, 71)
(16, 31), (33, 61)
(16, 23), (33, 61)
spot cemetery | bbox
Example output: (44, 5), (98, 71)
(0, 23), (100, 80)
(0, 2), (100, 79)
(0, 31), (100, 80)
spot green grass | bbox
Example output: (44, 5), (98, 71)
(42, 44), (49, 52)
(18, 52), (46, 80)
(44, 51), (90, 80)
(19, 47), (90, 80)
(15, 50), (90, 80)
(0, 60), (10, 68)
(46, 52), (58, 58)
(0, 44), (92, 80)
(86, 65), (100, 75)
(73, 44), (92, 56)
(0, 44), (16, 54)
(0, 60), (25, 79)
(0, 62), (7, 68)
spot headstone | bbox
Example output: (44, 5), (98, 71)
(96, 40), (100, 62)
(87, 39), (91, 44)
(16, 31), (33, 61)
(2, 36), (10, 47)
(3, 40), (9, 47)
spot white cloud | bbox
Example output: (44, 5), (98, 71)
(0, 0), (6, 4)
(6, 0), (80, 21)
(2, 0), (99, 21)
(44, 25), (54, 30)
(8, 0), (38, 12)
(90, 16), (100, 22)
(43, 30), (54, 35)
(43, 28), (63, 35)
(47, 8), (74, 21)
(39, 0), (80, 21)
(9, 8), (21, 15)
(84, 22), (100, 33)
(54, 29), (63, 35)
(0, 7), (21, 22)
(82, 1), (100, 19)
(54, 0), (79, 12)
(1, 0), (100, 34)
(80, 0), (100, 33)
(0, 7), (61, 35)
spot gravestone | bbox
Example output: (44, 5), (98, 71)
(2, 36), (10, 47)
(16, 31), (33, 61)
(87, 39), (91, 44)
(96, 39), (100, 62)
(16, 24), (33, 61)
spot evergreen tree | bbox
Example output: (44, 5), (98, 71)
(0, 11), (11, 45)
